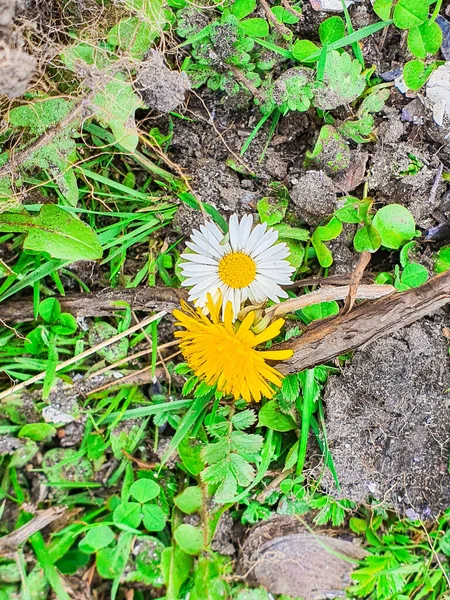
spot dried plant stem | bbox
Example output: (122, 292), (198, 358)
(266, 284), (395, 318)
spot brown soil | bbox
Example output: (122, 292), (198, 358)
(322, 314), (450, 517)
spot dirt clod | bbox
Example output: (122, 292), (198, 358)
(135, 51), (190, 114)
(323, 315), (450, 516)
(0, 44), (35, 98)
(239, 516), (367, 600)
(290, 170), (337, 225)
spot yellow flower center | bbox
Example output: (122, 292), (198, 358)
(218, 251), (256, 289)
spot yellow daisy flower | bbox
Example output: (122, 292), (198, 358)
(173, 293), (293, 403)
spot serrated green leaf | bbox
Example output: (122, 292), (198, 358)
(230, 431), (263, 454)
(313, 50), (365, 110)
(231, 409), (257, 430)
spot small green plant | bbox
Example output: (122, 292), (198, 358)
(23, 298), (78, 398)
(373, 0), (443, 90)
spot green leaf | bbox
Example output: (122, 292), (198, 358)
(271, 6), (300, 25)
(107, 17), (156, 60)
(291, 39), (320, 62)
(257, 195), (288, 226)
(400, 263), (428, 288)
(96, 532), (133, 579)
(302, 300), (339, 321)
(434, 246), (450, 273)
(240, 18), (269, 38)
(190, 556), (229, 600)
(24, 327), (45, 355)
(113, 502), (142, 529)
(39, 298), (61, 324)
(9, 98), (75, 136)
(403, 59), (438, 91)
(319, 16), (345, 45)
(79, 526), (115, 554)
(407, 21), (442, 59)
(393, 0), (428, 29)
(18, 423), (56, 442)
(315, 217), (343, 241)
(313, 50), (365, 110)
(0, 205), (102, 261)
(231, 409), (257, 430)
(273, 223), (309, 241)
(179, 435), (206, 476)
(439, 530), (450, 556)
(353, 224), (382, 253)
(281, 374), (300, 404)
(372, 204), (416, 249)
(173, 524), (204, 555)
(129, 478), (161, 503)
(373, 0), (392, 21)
(93, 75), (144, 152)
(349, 517), (368, 533)
(174, 486), (203, 515)
(311, 233), (333, 268)
(231, 0), (256, 19)
(142, 504), (167, 532)
(257, 400), (297, 432)
(161, 546), (193, 600)
(52, 313), (77, 336)
(282, 238), (304, 269)
(88, 322), (128, 363)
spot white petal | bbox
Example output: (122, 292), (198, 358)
(229, 214), (240, 252)
(185, 240), (221, 260)
(180, 263), (217, 275)
(254, 276), (288, 302)
(180, 253), (218, 265)
(192, 230), (228, 257)
(249, 229), (279, 258)
(190, 276), (222, 297)
(237, 214), (253, 249)
(245, 223), (269, 254)
(255, 243), (290, 261)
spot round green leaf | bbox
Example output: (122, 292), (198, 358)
(130, 478), (161, 504)
(52, 313), (78, 336)
(231, 0), (256, 20)
(24, 327), (45, 355)
(240, 17), (269, 38)
(318, 16), (345, 45)
(434, 246), (450, 273)
(353, 224), (382, 253)
(18, 423), (56, 442)
(302, 301), (339, 322)
(39, 298), (61, 324)
(393, 0), (428, 29)
(400, 263), (428, 288)
(142, 504), (167, 532)
(113, 502), (142, 529)
(372, 204), (416, 250)
(79, 525), (115, 554)
(292, 39), (320, 62)
(174, 486), (203, 515)
(173, 524), (204, 555)
(271, 6), (299, 25)
(257, 400), (297, 432)
(403, 59), (437, 91)
(407, 21), (443, 59)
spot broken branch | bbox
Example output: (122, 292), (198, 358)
(274, 271), (450, 374)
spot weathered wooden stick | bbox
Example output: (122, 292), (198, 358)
(0, 286), (186, 322)
(274, 270), (450, 374)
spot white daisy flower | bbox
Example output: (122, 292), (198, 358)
(179, 214), (295, 319)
